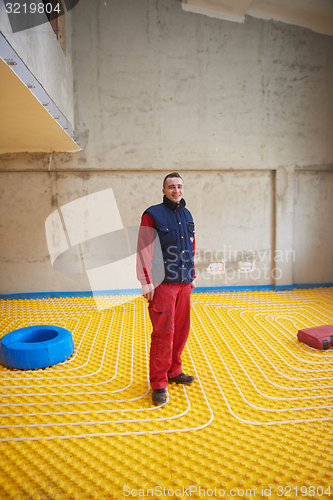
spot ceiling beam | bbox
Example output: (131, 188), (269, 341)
(182, 0), (254, 23)
(182, 0), (333, 36)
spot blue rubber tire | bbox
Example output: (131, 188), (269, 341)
(0, 325), (74, 370)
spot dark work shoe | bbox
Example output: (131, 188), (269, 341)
(168, 373), (194, 385)
(152, 389), (166, 406)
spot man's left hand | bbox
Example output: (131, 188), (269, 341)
(190, 281), (196, 290)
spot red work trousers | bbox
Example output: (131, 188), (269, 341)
(148, 282), (192, 390)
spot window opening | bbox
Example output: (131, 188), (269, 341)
(43, 0), (66, 53)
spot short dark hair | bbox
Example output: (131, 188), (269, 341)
(163, 172), (183, 188)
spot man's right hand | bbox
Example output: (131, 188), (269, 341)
(142, 283), (155, 301)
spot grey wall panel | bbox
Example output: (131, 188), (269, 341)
(293, 170), (333, 284)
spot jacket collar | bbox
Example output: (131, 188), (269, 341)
(163, 195), (186, 212)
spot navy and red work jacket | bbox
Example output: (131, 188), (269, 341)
(137, 195), (196, 285)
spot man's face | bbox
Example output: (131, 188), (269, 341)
(163, 177), (184, 204)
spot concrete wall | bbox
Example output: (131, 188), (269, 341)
(0, 0), (333, 294)
(0, 1), (75, 125)
(69, 0), (333, 171)
(0, 169), (274, 294)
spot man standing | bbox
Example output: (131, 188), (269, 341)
(137, 173), (196, 405)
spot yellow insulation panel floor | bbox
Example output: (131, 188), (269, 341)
(0, 288), (333, 500)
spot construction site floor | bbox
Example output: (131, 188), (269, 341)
(0, 288), (333, 500)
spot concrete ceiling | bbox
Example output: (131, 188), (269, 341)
(0, 58), (79, 154)
(182, 0), (333, 36)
